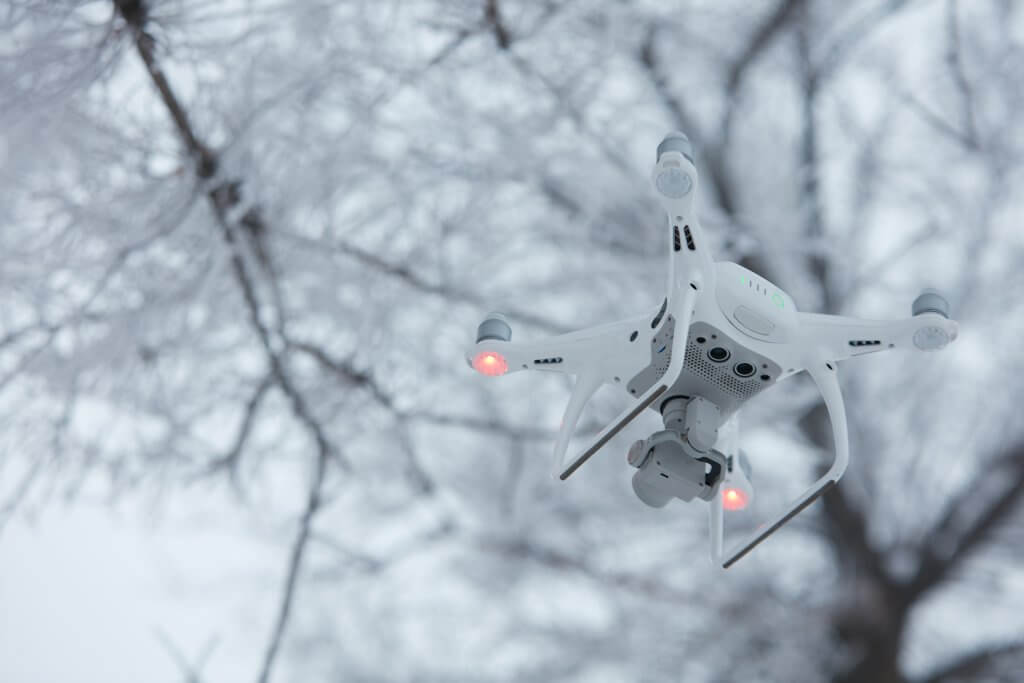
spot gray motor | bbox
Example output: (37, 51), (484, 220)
(476, 312), (511, 343)
(911, 289), (954, 350)
(656, 131), (695, 164)
(911, 288), (950, 318)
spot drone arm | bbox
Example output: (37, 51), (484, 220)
(653, 140), (716, 303)
(798, 311), (958, 362)
(467, 312), (653, 379)
(469, 312), (661, 477)
(719, 357), (849, 568)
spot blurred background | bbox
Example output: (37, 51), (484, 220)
(1, 1), (1023, 681)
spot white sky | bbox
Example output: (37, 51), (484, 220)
(1, 501), (268, 683)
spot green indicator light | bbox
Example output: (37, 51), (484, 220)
(771, 292), (785, 309)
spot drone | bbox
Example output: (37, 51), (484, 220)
(466, 132), (958, 568)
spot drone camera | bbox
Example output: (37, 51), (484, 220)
(629, 430), (724, 506)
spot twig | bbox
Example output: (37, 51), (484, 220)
(203, 374), (274, 481)
(153, 628), (220, 683)
(256, 443), (327, 683)
(922, 640), (1024, 683)
(484, 0), (511, 49)
(944, 0), (980, 149)
(908, 444), (1024, 600)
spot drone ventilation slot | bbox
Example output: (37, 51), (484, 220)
(683, 225), (696, 251)
(651, 299), (667, 329)
(673, 225), (681, 252)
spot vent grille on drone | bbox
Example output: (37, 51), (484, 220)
(653, 345), (672, 378)
(684, 340), (762, 399)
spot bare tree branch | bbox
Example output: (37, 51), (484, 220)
(908, 445), (1024, 600)
(203, 373), (273, 480)
(153, 629), (219, 683)
(721, 0), (806, 148)
(726, 0), (806, 96)
(480, 537), (713, 606)
(816, 0), (913, 79)
(291, 339), (601, 441)
(944, 0), (980, 150)
(900, 89), (978, 150)
(922, 640), (1024, 683)
(256, 444), (328, 683)
(286, 234), (571, 334)
(112, 5), (348, 681)
(484, 0), (511, 50)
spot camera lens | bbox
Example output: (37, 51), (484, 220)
(708, 347), (730, 362)
(734, 362), (755, 377)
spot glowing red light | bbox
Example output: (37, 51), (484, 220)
(473, 351), (508, 376)
(722, 487), (748, 511)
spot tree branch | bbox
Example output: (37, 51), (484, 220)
(291, 234), (571, 334)
(203, 374), (274, 481)
(725, 0), (806, 97)
(718, 0), (805, 171)
(290, 339), (600, 441)
(908, 445), (1024, 600)
(484, 0), (511, 49)
(256, 444), (327, 683)
(922, 640), (1024, 683)
(795, 10), (835, 313)
(480, 536), (710, 605)
(153, 629), (219, 683)
(113, 5), (346, 681)
(944, 0), (980, 150)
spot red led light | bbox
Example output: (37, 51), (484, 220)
(722, 487), (748, 511)
(473, 351), (508, 376)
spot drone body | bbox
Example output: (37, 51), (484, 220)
(467, 132), (958, 568)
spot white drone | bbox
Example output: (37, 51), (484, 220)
(466, 132), (958, 568)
